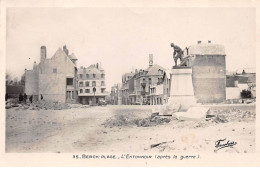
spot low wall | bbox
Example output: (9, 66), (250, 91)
(226, 87), (241, 99)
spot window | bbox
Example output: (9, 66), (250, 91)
(79, 82), (83, 87)
(101, 88), (105, 93)
(101, 81), (105, 86)
(92, 81), (96, 87)
(80, 89), (83, 93)
(66, 78), (73, 86)
(93, 74), (96, 78)
(86, 74), (89, 78)
(101, 74), (105, 78)
(85, 89), (90, 93)
(148, 78), (152, 84)
(66, 91), (74, 99)
(80, 74), (83, 78)
(85, 81), (89, 86)
(53, 68), (57, 73)
(158, 70), (163, 74)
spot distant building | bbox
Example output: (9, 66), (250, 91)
(24, 45), (78, 103)
(226, 69), (256, 99)
(110, 84), (120, 105)
(77, 63), (108, 105)
(121, 54), (170, 105)
(121, 72), (135, 105)
(6, 85), (24, 98)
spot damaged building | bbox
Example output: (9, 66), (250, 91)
(24, 45), (78, 103)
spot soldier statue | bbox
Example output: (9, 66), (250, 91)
(171, 43), (184, 66)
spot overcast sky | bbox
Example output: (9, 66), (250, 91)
(6, 8), (255, 89)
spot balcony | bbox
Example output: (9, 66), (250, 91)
(66, 85), (74, 90)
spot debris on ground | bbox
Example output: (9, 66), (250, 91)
(149, 140), (175, 152)
(224, 98), (256, 104)
(102, 113), (172, 128)
(135, 116), (171, 127)
(102, 114), (136, 127)
(6, 99), (71, 110)
(207, 108), (255, 123)
(150, 141), (167, 148)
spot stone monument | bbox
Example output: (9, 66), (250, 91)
(155, 43), (196, 115)
(170, 43), (196, 111)
(170, 66), (196, 111)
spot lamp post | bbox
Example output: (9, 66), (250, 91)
(93, 87), (96, 105)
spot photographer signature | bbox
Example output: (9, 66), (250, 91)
(214, 138), (237, 152)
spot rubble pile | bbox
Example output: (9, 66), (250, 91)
(6, 99), (71, 110)
(192, 108), (255, 128)
(102, 114), (136, 128)
(5, 98), (19, 109)
(32, 100), (71, 110)
(103, 113), (172, 128)
(134, 116), (171, 127)
(206, 108), (255, 123)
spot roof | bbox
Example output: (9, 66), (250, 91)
(146, 64), (166, 76)
(236, 68), (256, 74)
(78, 65), (103, 74)
(51, 48), (76, 66)
(189, 43), (225, 55)
(163, 69), (171, 79)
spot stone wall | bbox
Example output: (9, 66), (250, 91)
(192, 55), (226, 103)
(38, 74), (66, 102)
(226, 87), (241, 99)
(25, 69), (38, 96)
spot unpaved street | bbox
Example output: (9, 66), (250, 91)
(6, 105), (255, 153)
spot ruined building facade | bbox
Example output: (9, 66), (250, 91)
(24, 45), (78, 103)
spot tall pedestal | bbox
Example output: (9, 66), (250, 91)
(170, 67), (196, 111)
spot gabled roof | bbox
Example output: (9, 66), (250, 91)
(51, 48), (76, 67)
(146, 64), (166, 76)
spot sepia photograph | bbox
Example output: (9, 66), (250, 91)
(1, 0), (259, 167)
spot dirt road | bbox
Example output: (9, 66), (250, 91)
(6, 105), (255, 153)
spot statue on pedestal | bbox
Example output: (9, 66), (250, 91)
(171, 43), (184, 66)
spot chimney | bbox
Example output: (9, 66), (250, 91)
(63, 45), (69, 56)
(40, 46), (46, 62)
(197, 41), (202, 44)
(96, 63), (99, 69)
(149, 54), (153, 67)
(208, 40), (211, 43)
(135, 69), (138, 73)
(33, 61), (37, 69)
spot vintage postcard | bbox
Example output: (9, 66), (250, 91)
(0, 0), (259, 167)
